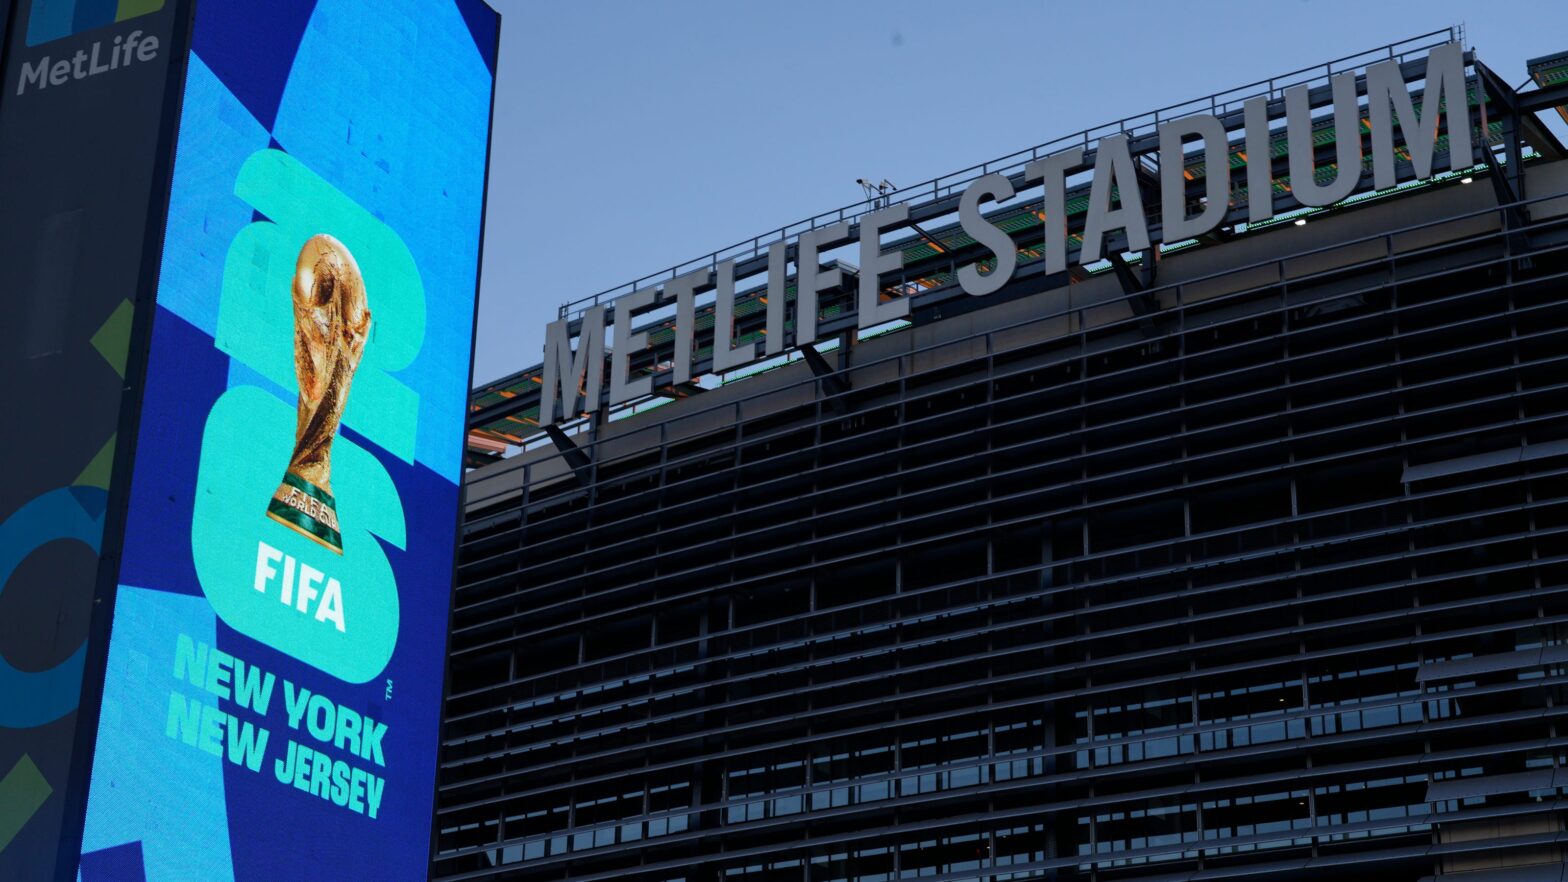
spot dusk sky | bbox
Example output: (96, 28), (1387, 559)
(473, 0), (1568, 385)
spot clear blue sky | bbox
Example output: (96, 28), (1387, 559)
(473, 0), (1568, 386)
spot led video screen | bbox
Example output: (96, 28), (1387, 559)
(77, 2), (496, 878)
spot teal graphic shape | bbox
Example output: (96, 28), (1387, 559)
(191, 385), (404, 683)
(0, 486), (104, 728)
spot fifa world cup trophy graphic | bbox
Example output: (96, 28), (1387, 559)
(265, 234), (371, 554)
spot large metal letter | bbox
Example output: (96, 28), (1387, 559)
(713, 260), (757, 372)
(1081, 134), (1151, 263)
(540, 305), (605, 426)
(1159, 114), (1228, 242)
(1244, 95), (1274, 224)
(859, 204), (911, 327)
(1286, 72), (1361, 207)
(667, 267), (710, 385)
(796, 222), (850, 346)
(957, 173), (1018, 296)
(1023, 147), (1084, 275)
(609, 289), (655, 405)
(1367, 42), (1471, 190)
(764, 240), (788, 356)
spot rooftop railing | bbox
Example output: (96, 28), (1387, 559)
(553, 27), (1460, 323)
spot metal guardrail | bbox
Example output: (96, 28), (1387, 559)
(554, 27), (1461, 322)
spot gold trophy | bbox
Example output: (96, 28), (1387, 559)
(265, 234), (371, 554)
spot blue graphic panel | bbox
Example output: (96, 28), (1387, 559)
(80, 587), (234, 882)
(454, 0), (498, 72)
(78, 2), (495, 879)
(79, 841), (146, 882)
(0, 487), (103, 728)
(25, 0), (167, 47)
(153, 55), (271, 337)
(186, 1), (314, 130)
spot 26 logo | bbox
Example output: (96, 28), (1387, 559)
(191, 149), (425, 684)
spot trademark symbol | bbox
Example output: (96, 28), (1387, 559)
(385, 679), (394, 701)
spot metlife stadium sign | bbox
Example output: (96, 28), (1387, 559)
(0, 2), (497, 880)
(538, 42), (1475, 427)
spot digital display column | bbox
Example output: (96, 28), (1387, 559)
(74, 1), (498, 879)
(0, 1), (188, 879)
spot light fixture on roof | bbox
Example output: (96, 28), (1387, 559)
(857, 177), (897, 208)
(1293, 218), (1307, 226)
(1460, 176), (1474, 184)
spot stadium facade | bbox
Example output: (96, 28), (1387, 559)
(438, 30), (1568, 882)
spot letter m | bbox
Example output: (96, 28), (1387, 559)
(17, 58), (49, 95)
(539, 304), (605, 427)
(1367, 42), (1474, 190)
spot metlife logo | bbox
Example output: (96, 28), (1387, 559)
(14, 28), (160, 94)
(14, 0), (165, 95)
